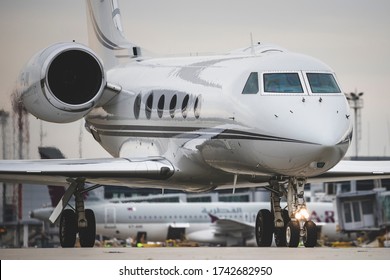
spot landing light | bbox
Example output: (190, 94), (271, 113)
(316, 162), (325, 168)
(294, 207), (310, 220)
(310, 161), (326, 169)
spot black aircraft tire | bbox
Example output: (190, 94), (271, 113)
(59, 209), (77, 248)
(303, 221), (317, 247)
(255, 209), (274, 247)
(79, 209), (96, 248)
(274, 209), (290, 247)
(286, 220), (300, 247)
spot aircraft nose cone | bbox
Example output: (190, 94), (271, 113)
(282, 113), (352, 177)
(298, 130), (352, 177)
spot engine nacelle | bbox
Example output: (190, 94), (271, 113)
(17, 42), (106, 123)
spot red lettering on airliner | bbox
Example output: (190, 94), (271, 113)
(325, 210), (335, 223)
(310, 210), (335, 223)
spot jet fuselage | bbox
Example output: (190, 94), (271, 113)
(85, 48), (352, 191)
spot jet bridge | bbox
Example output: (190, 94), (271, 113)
(335, 188), (390, 233)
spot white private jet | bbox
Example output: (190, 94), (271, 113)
(1, 0), (390, 248)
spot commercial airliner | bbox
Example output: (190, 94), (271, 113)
(1, 0), (390, 248)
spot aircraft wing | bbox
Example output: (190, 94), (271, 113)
(0, 157), (174, 186)
(310, 160), (390, 183)
(0, 156), (389, 190)
(210, 214), (255, 240)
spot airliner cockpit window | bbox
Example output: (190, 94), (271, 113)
(306, 73), (341, 93)
(263, 73), (303, 93)
(242, 72), (259, 94)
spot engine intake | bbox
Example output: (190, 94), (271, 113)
(48, 50), (103, 105)
(18, 42), (106, 123)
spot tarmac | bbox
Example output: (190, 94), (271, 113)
(1, 246), (390, 260)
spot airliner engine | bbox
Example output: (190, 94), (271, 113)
(17, 42), (106, 123)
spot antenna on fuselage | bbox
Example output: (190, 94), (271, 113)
(250, 32), (255, 56)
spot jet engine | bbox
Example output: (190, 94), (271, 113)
(17, 42), (106, 123)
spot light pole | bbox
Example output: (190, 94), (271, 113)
(0, 109), (9, 160)
(345, 90), (364, 157)
(0, 110), (9, 227)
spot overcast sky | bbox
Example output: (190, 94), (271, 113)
(0, 0), (389, 159)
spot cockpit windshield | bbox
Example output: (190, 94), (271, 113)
(242, 72), (259, 94)
(306, 73), (341, 93)
(263, 73), (303, 93)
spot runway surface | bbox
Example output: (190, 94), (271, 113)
(1, 246), (389, 260)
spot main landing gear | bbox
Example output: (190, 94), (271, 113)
(50, 179), (97, 248)
(255, 177), (317, 248)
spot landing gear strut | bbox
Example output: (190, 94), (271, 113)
(52, 179), (97, 248)
(255, 177), (317, 248)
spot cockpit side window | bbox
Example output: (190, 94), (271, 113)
(306, 73), (341, 93)
(263, 73), (303, 93)
(242, 72), (259, 94)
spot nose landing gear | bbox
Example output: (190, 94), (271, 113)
(302, 220), (317, 247)
(255, 177), (317, 248)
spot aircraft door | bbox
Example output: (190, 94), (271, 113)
(105, 206), (116, 228)
(167, 226), (186, 240)
(136, 232), (147, 244)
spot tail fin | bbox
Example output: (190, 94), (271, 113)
(85, 0), (141, 69)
